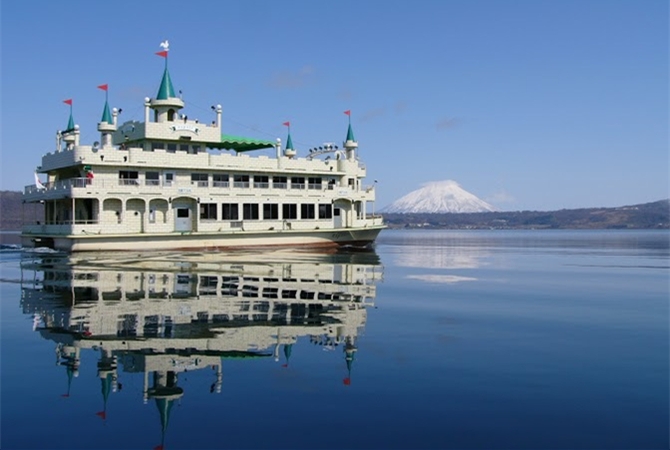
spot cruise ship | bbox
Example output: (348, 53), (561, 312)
(21, 43), (384, 251)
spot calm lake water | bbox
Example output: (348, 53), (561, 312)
(1, 230), (668, 450)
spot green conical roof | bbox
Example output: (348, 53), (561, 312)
(346, 123), (355, 142)
(66, 111), (75, 132)
(100, 99), (112, 124)
(156, 65), (176, 100)
(285, 132), (294, 150)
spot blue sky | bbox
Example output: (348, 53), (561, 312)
(1, 0), (667, 211)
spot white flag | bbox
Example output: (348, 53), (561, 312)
(34, 172), (45, 190)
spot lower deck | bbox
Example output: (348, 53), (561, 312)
(21, 225), (385, 252)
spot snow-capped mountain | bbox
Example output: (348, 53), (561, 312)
(381, 180), (497, 213)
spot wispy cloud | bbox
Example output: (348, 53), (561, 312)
(486, 190), (516, 204)
(435, 117), (461, 130)
(394, 101), (408, 115)
(268, 65), (316, 89)
(360, 107), (386, 123)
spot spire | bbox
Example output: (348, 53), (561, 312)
(156, 63), (176, 100)
(343, 110), (355, 142)
(66, 112), (75, 132)
(97, 84), (112, 124)
(285, 132), (294, 150)
(345, 123), (355, 142)
(100, 99), (112, 124)
(63, 99), (74, 132)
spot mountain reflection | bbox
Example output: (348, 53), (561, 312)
(20, 249), (382, 449)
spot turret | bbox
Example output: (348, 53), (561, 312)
(284, 124), (296, 159)
(150, 44), (184, 123)
(343, 111), (357, 161)
(59, 100), (80, 151)
(97, 84), (116, 148)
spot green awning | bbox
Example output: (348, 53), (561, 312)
(209, 134), (275, 152)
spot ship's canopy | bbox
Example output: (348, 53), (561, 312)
(209, 134), (275, 152)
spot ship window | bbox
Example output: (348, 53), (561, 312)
(254, 175), (269, 189)
(334, 208), (340, 217)
(291, 177), (305, 190)
(119, 171), (139, 185)
(191, 173), (208, 187)
(200, 203), (217, 220)
(153, 142), (166, 151)
(167, 109), (176, 121)
(319, 204), (332, 219)
(301, 204), (315, 219)
(167, 144), (177, 152)
(177, 209), (189, 218)
(308, 177), (322, 190)
(179, 144), (189, 152)
(222, 203), (239, 220)
(213, 174), (229, 188)
(282, 204), (297, 220)
(263, 203), (279, 220)
(243, 203), (259, 220)
(273, 176), (287, 189)
(233, 175), (250, 188)
(146, 172), (160, 186)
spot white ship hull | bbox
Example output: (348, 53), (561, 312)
(22, 225), (384, 252)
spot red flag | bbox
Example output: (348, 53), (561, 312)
(344, 110), (351, 116)
(63, 99), (73, 106)
(155, 50), (168, 58)
(96, 411), (106, 420)
(97, 84), (108, 91)
(283, 121), (290, 127)
(343, 377), (351, 385)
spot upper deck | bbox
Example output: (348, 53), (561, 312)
(35, 143), (366, 177)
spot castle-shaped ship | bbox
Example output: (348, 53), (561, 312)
(22, 42), (384, 251)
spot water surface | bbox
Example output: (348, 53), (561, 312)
(1, 230), (667, 449)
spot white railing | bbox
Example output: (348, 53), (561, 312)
(23, 177), (365, 196)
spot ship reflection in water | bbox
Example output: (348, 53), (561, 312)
(21, 249), (382, 449)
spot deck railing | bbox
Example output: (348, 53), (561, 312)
(24, 178), (365, 196)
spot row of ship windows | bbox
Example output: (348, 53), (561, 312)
(196, 203), (337, 220)
(119, 171), (351, 189)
